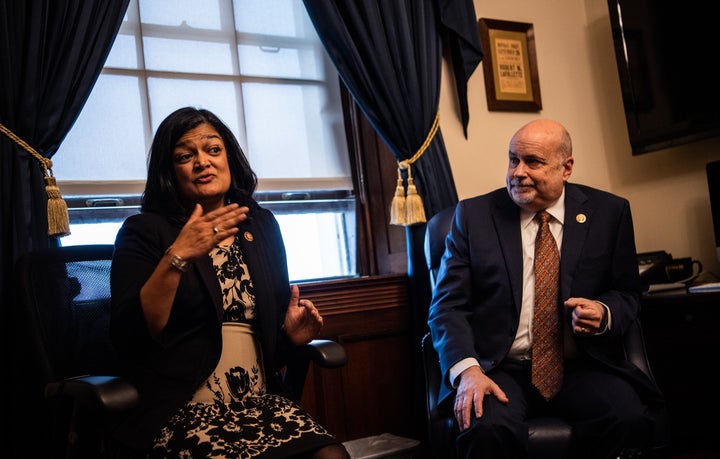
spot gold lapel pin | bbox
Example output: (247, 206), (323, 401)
(576, 213), (587, 223)
(244, 231), (254, 242)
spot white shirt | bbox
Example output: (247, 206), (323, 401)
(507, 195), (565, 360)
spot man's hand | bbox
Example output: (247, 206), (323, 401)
(565, 297), (606, 334)
(454, 366), (508, 431)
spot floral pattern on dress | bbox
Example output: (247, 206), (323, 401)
(153, 393), (332, 459)
(211, 237), (255, 321)
(151, 237), (336, 458)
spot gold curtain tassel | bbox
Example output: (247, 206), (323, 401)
(0, 122), (71, 237)
(44, 175), (70, 237)
(404, 165), (426, 225)
(386, 112), (439, 226)
(389, 167), (407, 225)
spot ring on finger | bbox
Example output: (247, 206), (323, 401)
(213, 227), (219, 234)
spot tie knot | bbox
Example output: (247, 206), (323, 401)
(536, 210), (551, 224)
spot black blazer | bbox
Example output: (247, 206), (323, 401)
(428, 183), (661, 408)
(110, 203), (294, 452)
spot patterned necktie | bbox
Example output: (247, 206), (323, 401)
(531, 210), (563, 399)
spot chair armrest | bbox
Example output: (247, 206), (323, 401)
(45, 375), (139, 413)
(283, 339), (346, 401)
(623, 319), (657, 384)
(303, 339), (347, 368)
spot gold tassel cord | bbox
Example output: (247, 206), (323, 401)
(0, 122), (70, 237)
(389, 111), (440, 226)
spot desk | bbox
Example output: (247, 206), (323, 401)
(640, 289), (720, 455)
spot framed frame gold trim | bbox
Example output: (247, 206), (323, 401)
(478, 18), (542, 112)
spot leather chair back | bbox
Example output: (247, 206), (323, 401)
(11, 244), (125, 457)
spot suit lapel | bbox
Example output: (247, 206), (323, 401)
(196, 252), (224, 322)
(493, 193), (524, 312)
(561, 184), (592, 301)
(234, 217), (278, 348)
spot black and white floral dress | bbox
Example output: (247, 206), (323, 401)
(151, 238), (338, 458)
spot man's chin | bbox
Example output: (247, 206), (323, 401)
(510, 190), (535, 205)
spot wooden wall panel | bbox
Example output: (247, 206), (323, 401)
(296, 274), (417, 443)
(339, 334), (414, 439)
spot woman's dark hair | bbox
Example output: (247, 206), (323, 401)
(141, 107), (257, 216)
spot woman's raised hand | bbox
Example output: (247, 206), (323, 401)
(171, 203), (248, 261)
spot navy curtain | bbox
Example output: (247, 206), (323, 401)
(438, 0), (485, 137)
(0, 1), (129, 452)
(302, 0), (482, 443)
(302, 0), (481, 297)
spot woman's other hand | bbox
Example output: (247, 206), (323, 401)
(283, 284), (323, 346)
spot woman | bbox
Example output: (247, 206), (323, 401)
(110, 107), (350, 459)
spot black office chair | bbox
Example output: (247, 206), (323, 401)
(11, 244), (347, 459)
(421, 207), (669, 459)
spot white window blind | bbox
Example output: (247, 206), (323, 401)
(54, 0), (350, 192)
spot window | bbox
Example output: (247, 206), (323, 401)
(54, 0), (356, 282)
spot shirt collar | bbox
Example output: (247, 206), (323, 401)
(520, 186), (566, 228)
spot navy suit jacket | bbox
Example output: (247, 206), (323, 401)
(427, 183), (660, 407)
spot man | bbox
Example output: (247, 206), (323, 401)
(427, 119), (663, 458)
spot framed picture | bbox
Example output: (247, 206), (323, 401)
(478, 18), (542, 112)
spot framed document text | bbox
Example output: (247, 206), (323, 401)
(478, 18), (542, 112)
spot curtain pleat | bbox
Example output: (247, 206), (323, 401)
(0, 1), (129, 453)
